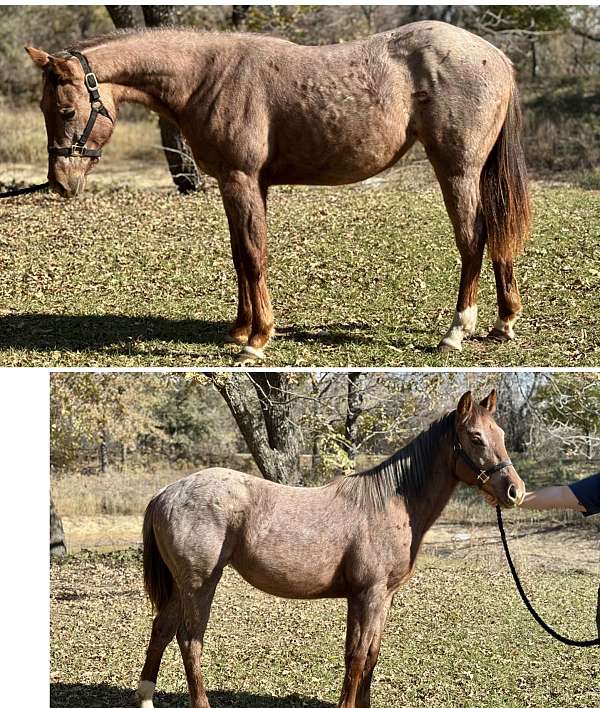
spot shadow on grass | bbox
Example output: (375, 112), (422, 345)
(50, 683), (335, 708)
(0, 314), (375, 353)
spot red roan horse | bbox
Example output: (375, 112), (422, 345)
(27, 22), (531, 362)
(136, 390), (524, 708)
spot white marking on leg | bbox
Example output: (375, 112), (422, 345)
(439, 305), (478, 351)
(492, 316), (516, 340)
(136, 680), (155, 708)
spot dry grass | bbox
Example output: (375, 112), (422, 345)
(50, 550), (599, 708)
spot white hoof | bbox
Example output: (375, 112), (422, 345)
(488, 317), (516, 341)
(242, 345), (265, 360)
(134, 680), (155, 708)
(439, 305), (477, 352)
(438, 335), (462, 353)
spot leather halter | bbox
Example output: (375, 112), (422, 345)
(48, 50), (112, 159)
(452, 433), (513, 488)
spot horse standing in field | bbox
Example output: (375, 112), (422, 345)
(26, 22), (531, 361)
(135, 390), (524, 708)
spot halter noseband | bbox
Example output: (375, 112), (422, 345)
(452, 433), (513, 488)
(47, 50), (112, 159)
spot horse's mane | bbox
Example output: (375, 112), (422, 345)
(69, 26), (268, 53)
(335, 411), (455, 511)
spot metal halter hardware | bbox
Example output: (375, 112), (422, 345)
(453, 433), (513, 488)
(47, 50), (112, 159)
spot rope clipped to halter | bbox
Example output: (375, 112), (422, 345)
(0, 182), (50, 199)
(496, 505), (599, 648)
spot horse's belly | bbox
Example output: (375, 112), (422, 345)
(269, 114), (410, 186)
(231, 543), (345, 599)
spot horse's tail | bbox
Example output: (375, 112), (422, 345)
(143, 496), (173, 613)
(480, 80), (532, 263)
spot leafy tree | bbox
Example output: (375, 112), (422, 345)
(50, 373), (167, 474)
(533, 373), (600, 458)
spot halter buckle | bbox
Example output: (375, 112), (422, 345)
(84, 72), (99, 92)
(477, 470), (490, 485)
(70, 145), (86, 157)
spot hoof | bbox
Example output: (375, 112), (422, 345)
(234, 345), (266, 365)
(487, 328), (514, 343)
(133, 680), (155, 708)
(438, 338), (462, 353)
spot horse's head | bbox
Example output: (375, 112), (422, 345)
(26, 47), (116, 198)
(453, 389), (525, 508)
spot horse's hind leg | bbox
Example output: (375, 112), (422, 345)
(135, 592), (181, 707)
(177, 571), (222, 708)
(432, 167), (487, 352)
(220, 172), (274, 362)
(488, 260), (522, 342)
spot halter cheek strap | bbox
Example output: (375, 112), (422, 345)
(48, 50), (112, 159)
(453, 434), (513, 487)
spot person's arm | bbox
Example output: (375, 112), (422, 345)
(520, 485), (586, 512)
(479, 485), (586, 511)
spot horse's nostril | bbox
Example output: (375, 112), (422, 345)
(507, 484), (518, 502)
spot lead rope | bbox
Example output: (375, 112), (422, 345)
(0, 182), (49, 199)
(496, 505), (599, 647)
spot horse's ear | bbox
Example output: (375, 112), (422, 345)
(47, 55), (80, 81)
(25, 46), (50, 69)
(480, 389), (497, 414)
(457, 391), (473, 423)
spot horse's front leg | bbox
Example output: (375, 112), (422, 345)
(219, 171), (274, 362)
(338, 587), (391, 708)
(223, 230), (253, 345)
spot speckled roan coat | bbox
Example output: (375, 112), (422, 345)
(136, 391), (525, 708)
(28, 21), (531, 361)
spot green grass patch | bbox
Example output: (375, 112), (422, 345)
(1, 181), (599, 366)
(50, 550), (599, 708)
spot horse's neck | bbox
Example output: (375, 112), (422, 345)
(403, 439), (459, 548)
(86, 32), (212, 118)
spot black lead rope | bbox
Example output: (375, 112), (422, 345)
(496, 505), (599, 647)
(0, 182), (50, 199)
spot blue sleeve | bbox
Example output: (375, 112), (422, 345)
(569, 473), (600, 517)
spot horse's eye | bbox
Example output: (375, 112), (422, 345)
(471, 436), (484, 446)
(60, 109), (76, 121)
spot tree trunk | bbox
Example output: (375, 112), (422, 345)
(105, 5), (143, 28)
(210, 373), (300, 484)
(530, 38), (539, 80)
(231, 6), (251, 30)
(345, 373), (364, 461)
(105, 4), (203, 193)
(50, 496), (66, 557)
(99, 429), (109, 474)
(250, 373), (301, 483)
